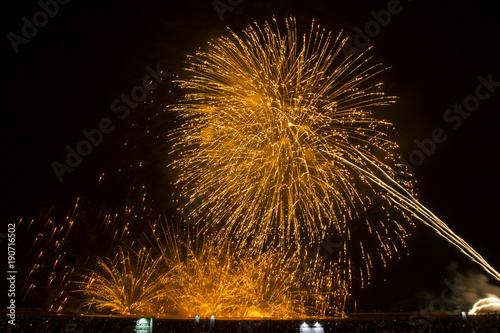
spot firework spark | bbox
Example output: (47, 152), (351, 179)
(169, 17), (415, 286)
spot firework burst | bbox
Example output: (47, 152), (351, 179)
(169, 17), (415, 286)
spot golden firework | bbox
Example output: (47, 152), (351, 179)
(76, 247), (166, 315)
(153, 222), (348, 318)
(75, 221), (348, 317)
(170, 17), (415, 286)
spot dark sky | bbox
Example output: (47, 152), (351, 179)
(2, 0), (500, 312)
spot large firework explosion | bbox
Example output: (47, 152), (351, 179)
(169, 16), (415, 286)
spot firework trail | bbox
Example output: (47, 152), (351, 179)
(169, 17), (415, 284)
(338, 147), (500, 282)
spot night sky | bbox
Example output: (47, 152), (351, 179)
(2, 0), (500, 312)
